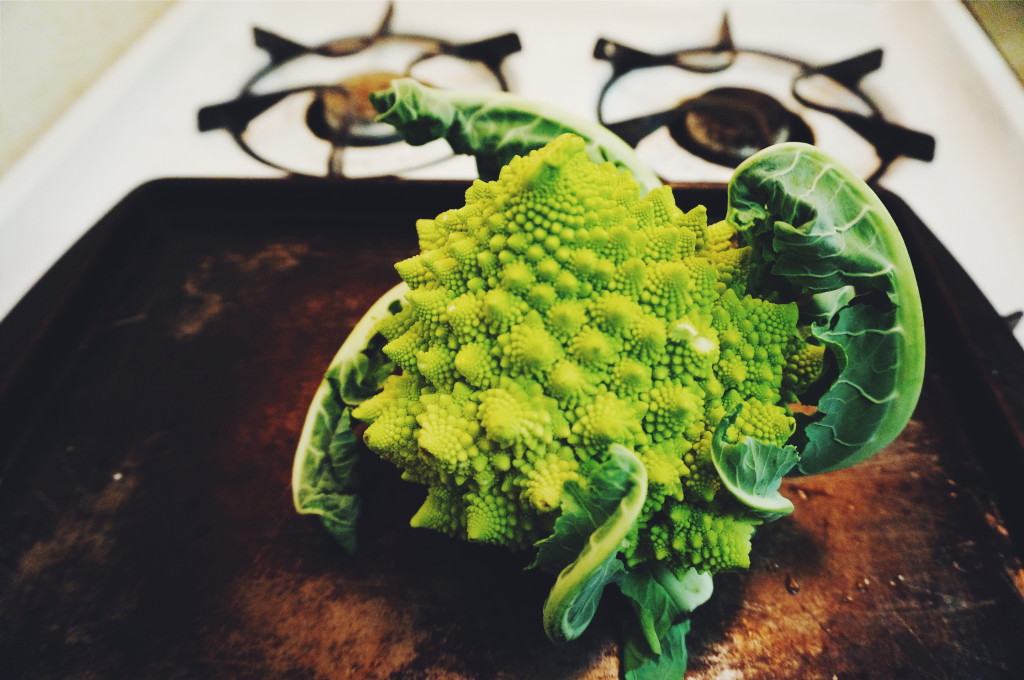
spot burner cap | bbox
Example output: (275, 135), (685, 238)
(306, 71), (405, 147)
(667, 87), (814, 167)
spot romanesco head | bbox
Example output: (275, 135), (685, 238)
(352, 134), (823, 575)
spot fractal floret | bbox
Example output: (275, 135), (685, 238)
(352, 134), (818, 576)
(294, 80), (925, 680)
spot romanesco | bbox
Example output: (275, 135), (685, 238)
(351, 133), (821, 571)
(294, 81), (924, 680)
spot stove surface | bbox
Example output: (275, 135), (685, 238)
(1, 0), (1022, 343)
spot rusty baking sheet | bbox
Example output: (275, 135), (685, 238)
(1, 178), (1022, 679)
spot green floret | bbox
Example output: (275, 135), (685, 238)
(660, 502), (756, 573)
(782, 339), (827, 402)
(351, 134), (822, 571)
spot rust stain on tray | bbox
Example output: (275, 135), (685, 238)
(174, 242), (310, 339)
(224, 575), (427, 677)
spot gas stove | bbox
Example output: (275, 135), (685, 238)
(1, 0), (1022, 343)
(197, 3), (524, 178)
(592, 19), (937, 186)
(195, 3), (937, 186)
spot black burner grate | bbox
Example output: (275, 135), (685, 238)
(198, 3), (521, 178)
(594, 15), (936, 184)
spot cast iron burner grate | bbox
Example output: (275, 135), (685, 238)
(594, 16), (936, 184)
(197, 3), (521, 178)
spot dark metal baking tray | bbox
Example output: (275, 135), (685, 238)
(1, 178), (1022, 679)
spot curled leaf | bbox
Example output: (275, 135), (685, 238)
(711, 415), (799, 518)
(292, 283), (408, 551)
(533, 444), (648, 644)
(370, 78), (661, 191)
(727, 143), (925, 475)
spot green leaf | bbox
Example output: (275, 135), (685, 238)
(805, 286), (856, 320)
(292, 283), (408, 552)
(623, 618), (690, 680)
(617, 563), (712, 680)
(370, 78), (662, 192)
(727, 143), (925, 476)
(533, 444), (648, 643)
(711, 415), (799, 519)
(294, 406), (362, 552)
(340, 315), (398, 405)
(618, 564), (712, 656)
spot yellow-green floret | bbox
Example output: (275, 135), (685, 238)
(352, 134), (823, 575)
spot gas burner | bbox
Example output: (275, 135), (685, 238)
(665, 87), (814, 167)
(594, 16), (935, 184)
(198, 3), (521, 178)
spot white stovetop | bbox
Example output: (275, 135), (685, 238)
(1, 0), (1022, 343)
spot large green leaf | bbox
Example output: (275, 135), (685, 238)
(727, 143), (925, 476)
(292, 283), (408, 552)
(532, 444), (648, 644)
(369, 78), (662, 192)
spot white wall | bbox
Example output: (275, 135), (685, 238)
(0, 0), (174, 175)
